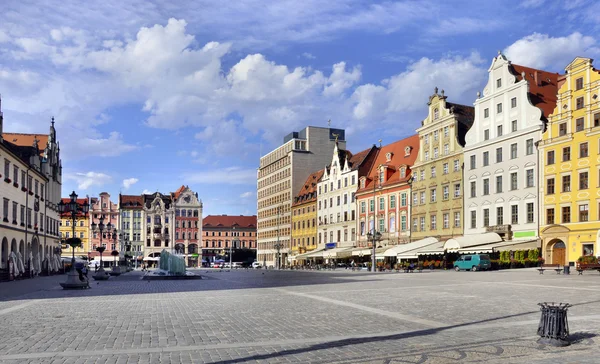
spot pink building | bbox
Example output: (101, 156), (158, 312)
(89, 192), (119, 262)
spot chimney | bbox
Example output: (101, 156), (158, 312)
(534, 71), (541, 86)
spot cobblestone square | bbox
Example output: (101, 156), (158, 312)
(1, 269), (599, 363)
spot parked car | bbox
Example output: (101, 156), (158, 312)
(252, 262), (263, 269)
(454, 254), (491, 271)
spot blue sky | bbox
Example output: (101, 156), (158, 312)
(0, 0), (599, 216)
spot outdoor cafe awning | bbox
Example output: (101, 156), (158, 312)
(296, 248), (326, 259)
(443, 233), (502, 252)
(351, 246), (388, 257)
(457, 239), (539, 254)
(383, 237), (439, 257)
(321, 247), (354, 259)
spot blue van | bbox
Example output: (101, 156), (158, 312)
(454, 254), (491, 271)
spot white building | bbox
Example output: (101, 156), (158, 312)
(257, 126), (345, 268)
(0, 106), (62, 276)
(463, 53), (558, 240)
(317, 142), (378, 253)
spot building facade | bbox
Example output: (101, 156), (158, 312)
(143, 192), (175, 260)
(317, 144), (378, 250)
(356, 136), (419, 249)
(539, 57), (600, 265)
(202, 215), (257, 265)
(463, 53), (558, 241)
(291, 170), (323, 261)
(89, 193), (120, 262)
(173, 185), (203, 267)
(59, 198), (89, 259)
(0, 111), (62, 276)
(118, 194), (145, 265)
(257, 126), (346, 268)
(411, 88), (474, 242)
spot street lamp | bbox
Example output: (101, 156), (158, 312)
(109, 230), (121, 276)
(274, 205), (283, 269)
(367, 230), (382, 272)
(231, 226), (240, 269)
(91, 215), (114, 280)
(407, 175), (414, 243)
(57, 191), (90, 289)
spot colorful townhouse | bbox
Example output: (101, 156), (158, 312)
(59, 197), (89, 259)
(539, 57), (600, 265)
(463, 53), (558, 244)
(290, 169), (323, 263)
(411, 88), (474, 242)
(355, 135), (419, 251)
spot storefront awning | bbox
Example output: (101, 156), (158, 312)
(351, 246), (388, 256)
(383, 237), (439, 257)
(321, 246), (354, 259)
(295, 248), (326, 259)
(413, 242), (446, 256)
(444, 233), (502, 252)
(457, 239), (539, 254)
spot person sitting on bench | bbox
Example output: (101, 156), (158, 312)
(406, 263), (415, 272)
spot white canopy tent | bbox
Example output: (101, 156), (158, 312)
(383, 237), (439, 258)
(443, 233), (502, 252)
(457, 239), (539, 254)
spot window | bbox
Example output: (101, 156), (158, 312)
(547, 178), (555, 194)
(420, 217), (425, 231)
(580, 142), (588, 158)
(337, 196), (341, 206)
(511, 97), (517, 108)
(443, 163), (449, 174)
(579, 171), (588, 190)
(547, 150), (554, 165)
(583, 243), (594, 256)
(412, 218), (418, 232)
(454, 183), (461, 198)
(444, 144), (449, 155)
(351, 176), (356, 185)
(425, 151), (429, 161)
(443, 213), (449, 229)
(434, 108), (439, 119)
(484, 108), (489, 118)
(562, 147), (570, 161)
(496, 147), (502, 163)
(576, 96), (584, 110)
(562, 175), (571, 192)
(369, 199), (374, 212)
(424, 134), (429, 144)
(444, 126), (449, 137)
(496, 78), (502, 88)
(497, 125), (503, 137)
(511, 205), (518, 224)
(443, 185), (449, 200)
(454, 212), (461, 227)
(430, 188), (436, 202)
(454, 160), (459, 172)
(484, 129), (490, 141)
(525, 202), (534, 223)
(430, 215), (437, 229)
(343, 194), (347, 204)
(470, 155), (476, 169)
(470, 181), (476, 198)
(546, 208), (555, 225)
(483, 208), (489, 227)
(510, 172), (518, 190)
(483, 179), (490, 195)
(390, 195), (396, 209)
(496, 175), (503, 193)
(420, 192), (425, 204)
(483, 151), (489, 166)
(559, 123), (567, 136)
(595, 113), (600, 127)
(401, 216), (406, 231)
(431, 166), (436, 178)
(413, 193), (418, 206)
(576, 117), (584, 132)
(496, 206), (504, 225)
(420, 170), (425, 181)
(400, 193), (406, 207)
(470, 211), (476, 229)
(434, 130), (439, 141)
(526, 139), (534, 155)
(379, 197), (384, 210)
(511, 143), (517, 159)
(433, 147), (439, 158)
(576, 77), (583, 90)
(3, 159), (9, 180)
(526, 169), (534, 187)
(497, 103), (502, 114)
(562, 206), (571, 223)
(511, 120), (517, 132)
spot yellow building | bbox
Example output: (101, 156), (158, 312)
(539, 57), (600, 265)
(290, 169), (323, 264)
(59, 198), (90, 259)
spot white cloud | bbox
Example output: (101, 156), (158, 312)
(122, 178), (139, 189)
(504, 32), (600, 71)
(68, 132), (138, 158)
(302, 52), (316, 60)
(183, 166), (257, 185)
(0, 30), (10, 43)
(142, 189), (152, 194)
(64, 171), (112, 190)
(240, 191), (253, 198)
(520, 0), (545, 8)
(429, 18), (504, 36)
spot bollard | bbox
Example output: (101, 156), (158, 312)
(537, 302), (571, 346)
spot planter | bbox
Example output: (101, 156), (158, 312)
(13, 182), (18, 188)
(4, 178), (11, 183)
(21, 187), (27, 192)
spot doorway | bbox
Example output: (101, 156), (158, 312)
(551, 240), (566, 265)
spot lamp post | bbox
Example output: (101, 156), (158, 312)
(91, 215), (114, 280)
(109, 230), (121, 276)
(367, 164), (383, 272)
(232, 228), (240, 269)
(367, 230), (382, 272)
(407, 175), (414, 243)
(58, 191), (90, 289)
(274, 205), (283, 269)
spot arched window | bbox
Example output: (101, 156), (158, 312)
(434, 108), (439, 120)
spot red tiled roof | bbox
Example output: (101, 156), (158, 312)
(203, 215), (257, 228)
(2, 133), (48, 156)
(357, 135), (420, 194)
(172, 185), (186, 200)
(59, 198), (89, 218)
(511, 64), (560, 120)
(293, 169), (324, 206)
(119, 194), (144, 209)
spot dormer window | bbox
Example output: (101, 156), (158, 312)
(404, 146), (412, 156)
(379, 170), (385, 183)
(434, 108), (439, 120)
(361, 179), (365, 188)
(386, 152), (392, 162)
(400, 167), (406, 178)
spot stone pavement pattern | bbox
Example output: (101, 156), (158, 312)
(0, 269), (599, 363)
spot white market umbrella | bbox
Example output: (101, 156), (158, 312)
(16, 252), (25, 273)
(9, 252), (20, 277)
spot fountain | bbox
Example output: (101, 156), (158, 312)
(142, 249), (202, 280)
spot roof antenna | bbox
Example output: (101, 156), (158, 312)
(378, 139), (382, 148)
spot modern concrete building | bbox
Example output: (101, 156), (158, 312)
(539, 57), (600, 265)
(0, 109), (62, 278)
(317, 143), (378, 256)
(59, 197), (89, 259)
(256, 126), (345, 268)
(290, 169), (323, 263)
(356, 136), (420, 251)
(118, 194), (145, 266)
(463, 53), (558, 243)
(411, 88), (474, 242)
(172, 185), (203, 267)
(202, 215), (257, 265)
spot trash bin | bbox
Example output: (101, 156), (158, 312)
(563, 265), (570, 275)
(537, 302), (571, 346)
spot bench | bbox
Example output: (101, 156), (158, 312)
(404, 266), (423, 273)
(576, 263), (600, 275)
(538, 264), (561, 275)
